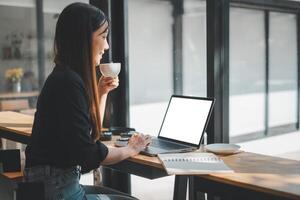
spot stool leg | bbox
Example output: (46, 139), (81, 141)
(16, 143), (22, 151)
(173, 176), (188, 200)
(1, 138), (7, 149)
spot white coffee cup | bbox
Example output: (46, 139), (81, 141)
(99, 63), (121, 77)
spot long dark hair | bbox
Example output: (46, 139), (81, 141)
(54, 3), (107, 141)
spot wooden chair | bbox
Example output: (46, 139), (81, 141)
(0, 99), (30, 111)
(0, 149), (21, 173)
(0, 149), (22, 200)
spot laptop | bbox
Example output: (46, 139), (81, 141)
(115, 95), (215, 156)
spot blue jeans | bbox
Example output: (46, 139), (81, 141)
(23, 165), (110, 200)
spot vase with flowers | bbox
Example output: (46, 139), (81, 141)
(5, 68), (23, 92)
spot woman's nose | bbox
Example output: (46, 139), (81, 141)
(104, 40), (109, 50)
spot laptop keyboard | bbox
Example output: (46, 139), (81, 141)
(150, 138), (187, 150)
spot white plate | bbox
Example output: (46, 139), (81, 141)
(205, 143), (241, 155)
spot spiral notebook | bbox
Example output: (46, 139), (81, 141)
(158, 152), (234, 175)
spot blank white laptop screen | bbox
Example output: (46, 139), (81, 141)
(159, 96), (213, 145)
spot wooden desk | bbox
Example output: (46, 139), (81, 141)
(101, 141), (300, 200)
(0, 91), (39, 100)
(0, 111), (33, 144)
(190, 152), (300, 200)
(0, 91), (38, 112)
(1, 111), (300, 200)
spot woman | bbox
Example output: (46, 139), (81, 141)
(24, 2), (150, 200)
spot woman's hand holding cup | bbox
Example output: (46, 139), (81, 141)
(98, 62), (121, 95)
(98, 76), (119, 95)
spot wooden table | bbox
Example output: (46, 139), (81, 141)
(0, 91), (39, 100)
(0, 111), (33, 144)
(189, 152), (300, 200)
(0, 91), (39, 112)
(1, 111), (300, 200)
(0, 111), (32, 200)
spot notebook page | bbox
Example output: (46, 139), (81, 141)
(158, 152), (234, 175)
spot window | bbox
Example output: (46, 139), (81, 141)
(269, 12), (297, 128)
(128, 0), (173, 134)
(183, 0), (206, 96)
(128, 0), (207, 198)
(229, 4), (299, 142)
(229, 8), (266, 139)
(128, 0), (207, 135)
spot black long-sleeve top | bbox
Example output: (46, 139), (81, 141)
(25, 65), (108, 173)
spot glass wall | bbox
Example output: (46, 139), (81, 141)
(183, 0), (206, 96)
(229, 5), (298, 141)
(128, 0), (173, 135)
(128, 1), (174, 198)
(129, 0), (207, 136)
(128, 0), (206, 198)
(268, 12), (297, 127)
(229, 8), (266, 137)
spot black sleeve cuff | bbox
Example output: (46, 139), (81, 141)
(96, 140), (109, 163)
(78, 141), (108, 173)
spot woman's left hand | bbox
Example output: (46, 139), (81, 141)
(98, 76), (119, 95)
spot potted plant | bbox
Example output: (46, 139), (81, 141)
(5, 68), (24, 92)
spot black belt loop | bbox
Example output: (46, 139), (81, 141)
(24, 165), (81, 179)
(77, 165), (81, 173)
